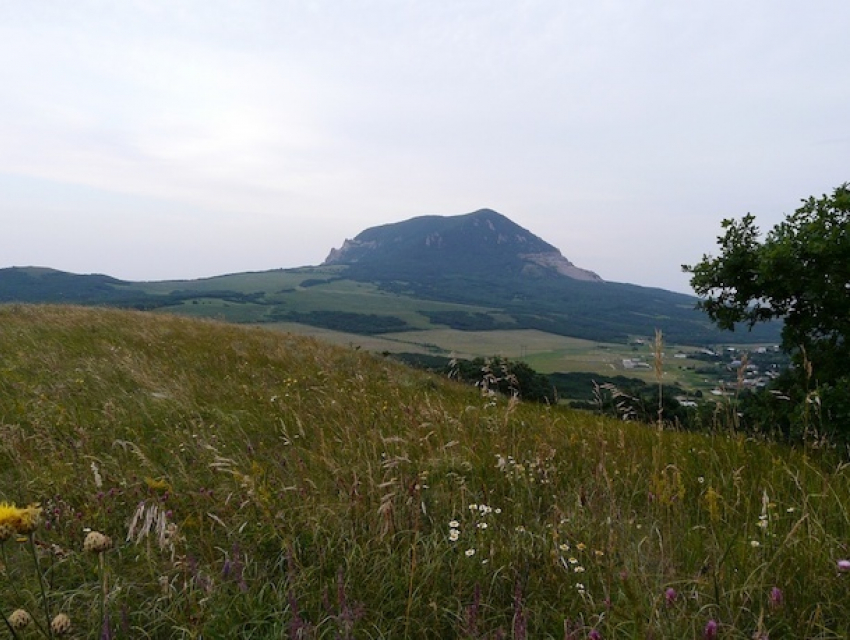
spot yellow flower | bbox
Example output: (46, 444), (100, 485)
(144, 477), (172, 492)
(0, 502), (42, 535)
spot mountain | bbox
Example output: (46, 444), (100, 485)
(318, 209), (780, 344)
(324, 209), (602, 282)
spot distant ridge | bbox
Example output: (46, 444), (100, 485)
(323, 209), (602, 282)
(0, 266), (134, 303)
(0, 208), (783, 345)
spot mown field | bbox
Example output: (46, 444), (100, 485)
(1, 305), (847, 639)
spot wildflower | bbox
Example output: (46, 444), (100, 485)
(750, 540), (761, 548)
(0, 502), (42, 534)
(144, 476), (171, 492)
(769, 586), (783, 609)
(51, 613), (72, 636)
(703, 619), (718, 640)
(589, 629), (602, 640)
(568, 557), (578, 565)
(665, 587), (677, 605)
(576, 542), (587, 551)
(573, 566), (585, 573)
(477, 522), (488, 530)
(559, 543), (570, 552)
(84, 530), (113, 553)
(448, 520), (459, 528)
(838, 559), (850, 572)
(465, 548), (476, 557)
(8, 609), (32, 630)
(449, 529), (460, 542)
(468, 504), (478, 511)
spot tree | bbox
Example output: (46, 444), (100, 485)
(684, 183), (850, 437)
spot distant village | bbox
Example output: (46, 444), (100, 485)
(622, 341), (788, 404)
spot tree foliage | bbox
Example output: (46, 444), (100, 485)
(684, 183), (850, 437)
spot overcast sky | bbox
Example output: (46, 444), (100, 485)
(1, 1), (847, 293)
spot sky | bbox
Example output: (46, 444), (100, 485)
(1, 1), (848, 294)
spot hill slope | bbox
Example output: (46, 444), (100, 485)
(0, 305), (846, 638)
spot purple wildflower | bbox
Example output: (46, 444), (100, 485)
(838, 559), (850, 572)
(704, 619), (718, 640)
(665, 587), (677, 605)
(769, 586), (783, 609)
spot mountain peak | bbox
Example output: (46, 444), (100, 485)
(323, 209), (602, 282)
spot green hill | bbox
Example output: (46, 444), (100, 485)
(0, 305), (846, 638)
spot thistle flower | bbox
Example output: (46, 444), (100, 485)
(7, 609), (32, 630)
(703, 619), (718, 640)
(665, 587), (677, 605)
(51, 612), (72, 636)
(769, 586), (783, 609)
(838, 559), (850, 573)
(0, 502), (42, 534)
(84, 530), (113, 554)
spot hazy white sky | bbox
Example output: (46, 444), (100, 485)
(1, 1), (848, 293)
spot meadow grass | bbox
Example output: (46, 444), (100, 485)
(0, 304), (848, 638)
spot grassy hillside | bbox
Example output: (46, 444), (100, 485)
(0, 305), (847, 638)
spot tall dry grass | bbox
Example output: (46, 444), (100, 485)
(0, 304), (848, 638)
